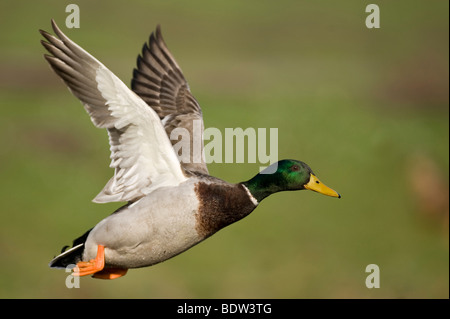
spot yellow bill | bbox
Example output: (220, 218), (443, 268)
(304, 174), (341, 198)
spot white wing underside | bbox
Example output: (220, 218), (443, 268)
(94, 67), (187, 203)
(40, 20), (187, 203)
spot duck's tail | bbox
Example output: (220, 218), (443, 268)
(48, 229), (92, 269)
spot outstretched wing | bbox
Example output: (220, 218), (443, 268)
(40, 20), (188, 203)
(131, 26), (208, 175)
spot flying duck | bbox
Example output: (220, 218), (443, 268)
(41, 20), (340, 279)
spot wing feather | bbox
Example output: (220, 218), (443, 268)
(132, 26), (208, 175)
(40, 20), (188, 203)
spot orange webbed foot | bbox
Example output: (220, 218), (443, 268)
(73, 245), (105, 277)
(93, 268), (128, 280)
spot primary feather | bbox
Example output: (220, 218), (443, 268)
(131, 25), (208, 175)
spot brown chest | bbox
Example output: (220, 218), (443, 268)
(194, 182), (257, 238)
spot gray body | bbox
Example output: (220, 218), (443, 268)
(84, 178), (202, 268)
(82, 176), (257, 269)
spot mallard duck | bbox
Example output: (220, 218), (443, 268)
(42, 20), (340, 280)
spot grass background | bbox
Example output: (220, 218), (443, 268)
(0, 0), (448, 298)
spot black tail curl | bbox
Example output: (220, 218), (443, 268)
(48, 229), (92, 269)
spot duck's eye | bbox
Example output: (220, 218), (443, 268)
(316, 181), (320, 184)
(291, 165), (300, 171)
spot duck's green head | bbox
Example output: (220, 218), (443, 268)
(242, 159), (340, 203)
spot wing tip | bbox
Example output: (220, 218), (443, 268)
(50, 18), (60, 35)
(154, 24), (165, 46)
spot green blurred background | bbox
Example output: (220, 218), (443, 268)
(0, 0), (448, 298)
